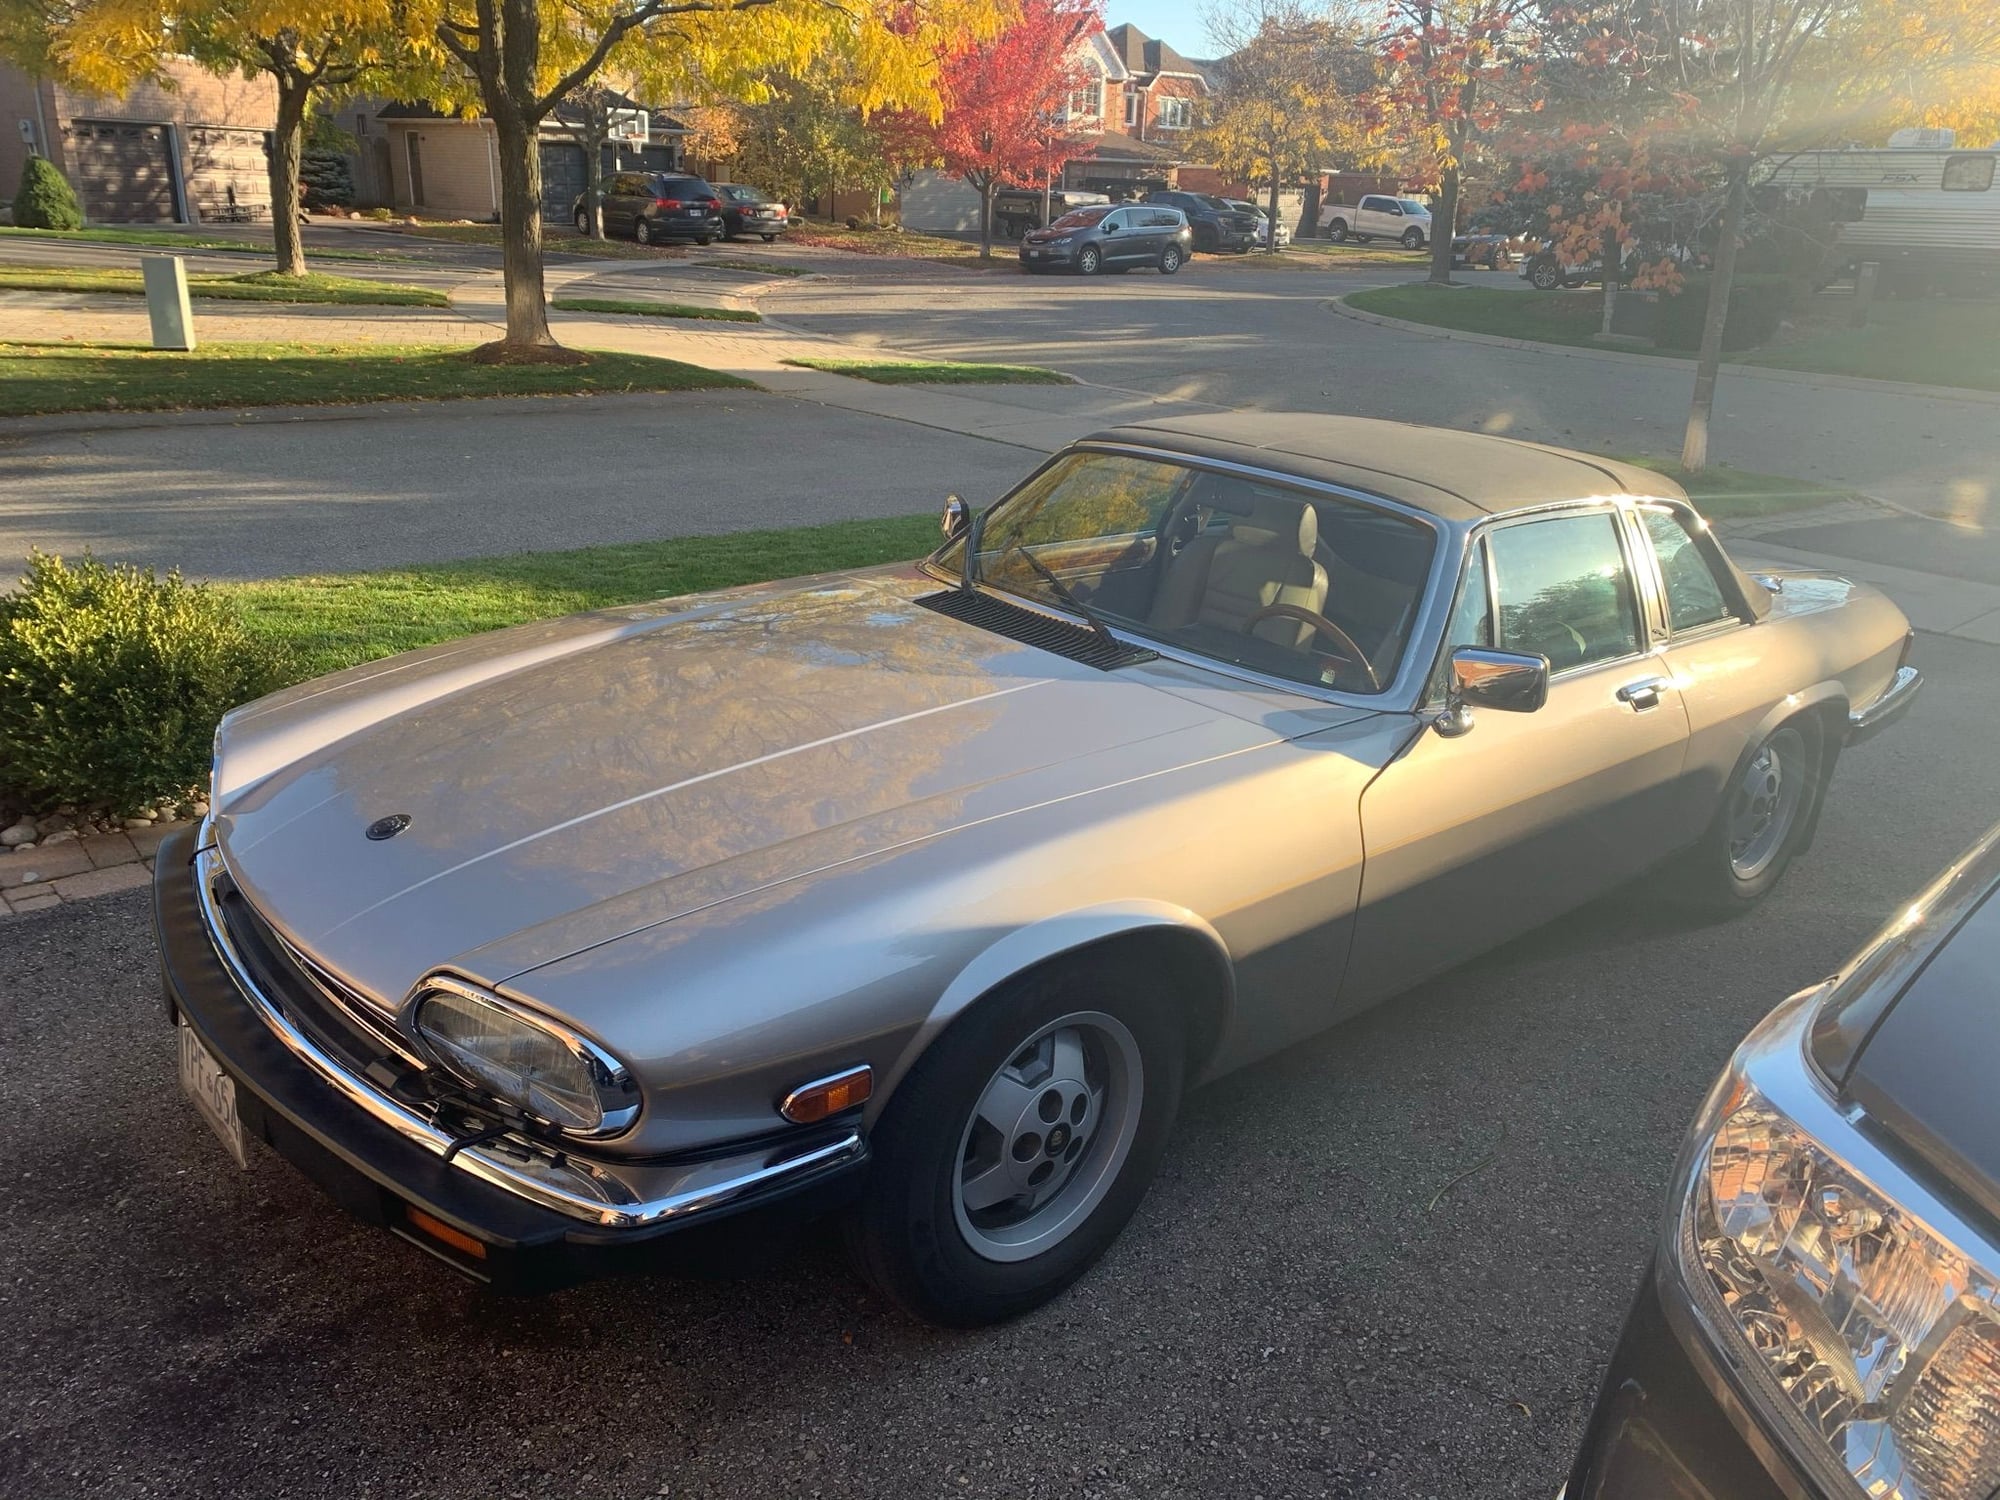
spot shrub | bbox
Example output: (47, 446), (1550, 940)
(1655, 273), (1796, 351)
(0, 553), (291, 814)
(12, 155), (83, 231)
(300, 148), (355, 209)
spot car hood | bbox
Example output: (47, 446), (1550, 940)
(211, 568), (1268, 1006)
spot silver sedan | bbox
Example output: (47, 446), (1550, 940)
(156, 414), (1920, 1325)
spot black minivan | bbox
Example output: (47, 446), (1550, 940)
(573, 172), (724, 245)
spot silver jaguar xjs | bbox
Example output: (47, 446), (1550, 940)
(156, 414), (1922, 1326)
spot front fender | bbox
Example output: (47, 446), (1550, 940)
(877, 902), (1236, 1105)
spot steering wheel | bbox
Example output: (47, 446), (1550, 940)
(1243, 603), (1381, 692)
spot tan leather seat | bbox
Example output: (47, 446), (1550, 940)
(1150, 493), (1329, 649)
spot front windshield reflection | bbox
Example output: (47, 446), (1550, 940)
(937, 452), (1435, 695)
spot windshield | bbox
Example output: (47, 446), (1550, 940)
(719, 185), (762, 201)
(935, 452), (1434, 695)
(1049, 207), (1111, 230)
(1399, 199), (1430, 216)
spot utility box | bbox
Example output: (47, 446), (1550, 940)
(140, 255), (197, 351)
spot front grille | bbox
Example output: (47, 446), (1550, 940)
(917, 588), (1158, 670)
(207, 872), (423, 1075)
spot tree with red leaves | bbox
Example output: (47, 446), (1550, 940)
(1370, 0), (1547, 286)
(885, 0), (1102, 258)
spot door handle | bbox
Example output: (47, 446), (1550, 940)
(1617, 676), (1671, 711)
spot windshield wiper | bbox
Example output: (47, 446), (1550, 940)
(961, 505), (988, 592)
(995, 533), (1124, 653)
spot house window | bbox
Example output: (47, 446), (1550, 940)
(1068, 84), (1101, 121)
(1125, 89), (1142, 129)
(1156, 96), (1193, 131)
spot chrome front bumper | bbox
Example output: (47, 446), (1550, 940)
(1847, 664), (1922, 745)
(187, 842), (863, 1232)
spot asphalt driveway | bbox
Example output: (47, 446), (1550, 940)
(4, 630), (1995, 1500)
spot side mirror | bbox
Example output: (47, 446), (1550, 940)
(941, 493), (970, 542)
(1434, 647), (1549, 738)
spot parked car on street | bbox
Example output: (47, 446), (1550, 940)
(1146, 190), (1260, 253)
(1320, 194), (1432, 247)
(1566, 817), (2000, 1500)
(1227, 199), (1292, 249)
(1520, 241), (1599, 289)
(993, 188), (1111, 239)
(158, 413), (1918, 1327)
(713, 182), (788, 242)
(572, 171), (723, 245)
(1018, 203), (1192, 275)
(1451, 232), (1514, 269)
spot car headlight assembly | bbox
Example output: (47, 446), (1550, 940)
(1675, 1041), (2000, 1499)
(411, 978), (638, 1137)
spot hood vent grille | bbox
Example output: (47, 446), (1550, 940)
(917, 588), (1158, 671)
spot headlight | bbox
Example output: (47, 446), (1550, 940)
(412, 978), (638, 1137)
(1049, 235), (1073, 244)
(1675, 1030), (2000, 1498)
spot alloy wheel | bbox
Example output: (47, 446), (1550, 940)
(634, 218), (652, 245)
(1728, 726), (1807, 881)
(952, 1011), (1143, 1263)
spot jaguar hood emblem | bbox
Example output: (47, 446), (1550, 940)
(364, 813), (412, 841)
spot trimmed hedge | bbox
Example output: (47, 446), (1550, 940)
(1655, 273), (1796, 352)
(13, 155), (83, 231)
(0, 553), (290, 814)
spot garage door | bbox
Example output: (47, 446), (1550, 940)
(187, 127), (272, 222)
(61, 120), (177, 222)
(540, 142), (585, 223)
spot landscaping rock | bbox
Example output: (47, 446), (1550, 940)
(123, 818), (155, 831)
(2, 818), (39, 847)
(42, 830), (78, 845)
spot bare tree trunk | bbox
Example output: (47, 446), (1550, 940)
(1680, 166), (1748, 470)
(1598, 224), (1620, 337)
(267, 74), (310, 277)
(491, 106), (559, 350)
(979, 178), (994, 258)
(1265, 165), (1281, 255)
(579, 114), (606, 237)
(1427, 164), (1458, 286)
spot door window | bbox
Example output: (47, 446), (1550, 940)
(1361, 196), (1389, 213)
(1641, 508), (1735, 632)
(1488, 512), (1642, 670)
(1101, 209), (1129, 232)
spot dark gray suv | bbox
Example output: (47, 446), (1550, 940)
(1018, 203), (1192, 276)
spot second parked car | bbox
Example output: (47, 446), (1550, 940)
(1320, 194), (1433, 248)
(573, 172), (723, 245)
(1146, 190), (1260, 253)
(713, 183), (788, 242)
(1018, 203), (1192, 275)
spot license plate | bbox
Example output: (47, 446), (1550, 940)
(179, 1022), (249, 1168)
(685, 209), (706, 217)
(1027, 250), (1043, 258)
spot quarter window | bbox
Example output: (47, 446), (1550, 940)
(1642, 508), (1735, 632)
(1488, 512), (1642, 669)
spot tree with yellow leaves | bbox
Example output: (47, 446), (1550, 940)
(5, 0), (406, 276)
(395, 0), (1005, 358)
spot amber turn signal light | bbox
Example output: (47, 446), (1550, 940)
(780, 1065), (873, 1124)
(406, 1207), (488, 1260)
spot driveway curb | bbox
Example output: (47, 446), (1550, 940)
(1324, 294), (2000, 408)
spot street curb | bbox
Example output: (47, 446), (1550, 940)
(1324, 294), (2000, 408)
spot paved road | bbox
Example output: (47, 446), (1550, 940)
(3, 630), (1994, 1500)
(0, 393), (1028, 579)
(762, 261), (2000, 526)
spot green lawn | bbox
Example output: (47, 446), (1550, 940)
(551, 296), (760, 323)
(1347, 283), (2000, 393)
(410, 224), (678, 260)
(782, 356), (1069, 384)
(1621, 458), (1865, 521)
(707, 258), (812, 277)
(224, 515), (937, 677)
(0, 341), (750, 417)
(1738, 297), (2000, 393)
(783, 224), (986, 262)
(0, 265), (447, 306)
(0, 225), (422, 263)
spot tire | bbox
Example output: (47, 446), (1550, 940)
(1159, 244), (1184, 275)
(1327, 219), (1349, 243)
(1401, 228), (1425, 249)
(1077, 245), (1102, 276)
(762, 234), (776, 243)
(696, 235), (713, 246)
(633, 218), (653, 246)
(844, 956), (1186, 1326)
(1672, 717), (1825, 913)
(574, 210), (590, 234)
(1193, 225), (1216, 254)
(1528, 259), (1562, 290)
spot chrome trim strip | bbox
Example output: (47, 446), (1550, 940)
(192, 845), (862, 1230)
(780, 1064), (873, 1124)
(1848, 665), (1921, 740)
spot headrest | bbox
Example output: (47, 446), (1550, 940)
(1230, 496), (1316, 557)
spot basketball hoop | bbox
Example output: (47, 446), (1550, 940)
(608, 108), (649, 146)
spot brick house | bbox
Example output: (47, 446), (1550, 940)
(1, 59), (276, 224)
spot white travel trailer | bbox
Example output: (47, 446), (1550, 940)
(1759, 129), (2000, 290)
